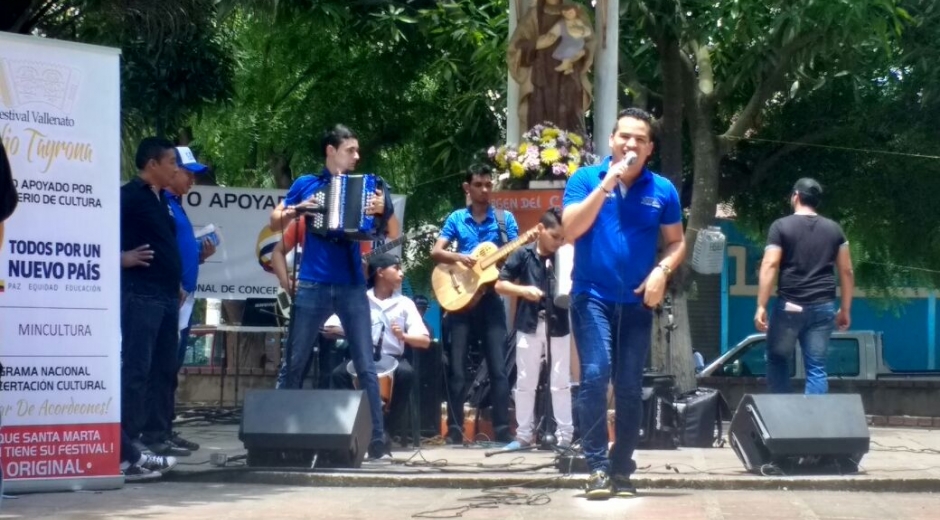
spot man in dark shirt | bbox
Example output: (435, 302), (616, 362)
(119, 137), (187, 457)
(496, 207), (573, 450)
(756, 177), (855, 394)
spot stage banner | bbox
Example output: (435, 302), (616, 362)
(491, 189), (564, 231)
(0, 33), (123, 492)
(184, 186), (406, 300)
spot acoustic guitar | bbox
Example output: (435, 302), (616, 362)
(275, 230), (426, 319)
(431, 226), (540, 312)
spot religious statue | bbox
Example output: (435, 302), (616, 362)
(508, 0), (595, 136)
(537, 2), (593, 74)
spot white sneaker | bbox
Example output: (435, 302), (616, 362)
(139, 453), (177, 474)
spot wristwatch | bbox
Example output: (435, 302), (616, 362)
(657, 263), (673, 277)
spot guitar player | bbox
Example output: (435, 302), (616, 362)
(268, 124), (400, 460)
(431, 164), (520, 445)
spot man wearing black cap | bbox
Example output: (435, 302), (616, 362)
(755, 177), (855, 395)
(323, 254), (431, 453)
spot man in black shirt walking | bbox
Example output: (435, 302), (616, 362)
(755, 178), (855, 394)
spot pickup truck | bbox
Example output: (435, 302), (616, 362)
(698, 330), (940, 381)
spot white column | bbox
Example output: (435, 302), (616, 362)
(592, 0), (619, 157)
(506, 0), (522, 145)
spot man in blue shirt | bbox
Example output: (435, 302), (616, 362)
(149, 146), (216, 455)
(268, 124), (399, 459)
(431, 164), (519, 444)
(563, 108), (686, 499)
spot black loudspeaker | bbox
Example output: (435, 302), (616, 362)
(239, 389), (373, 468)
(413, 340), (444, 436)
(729, 393), (870, 475)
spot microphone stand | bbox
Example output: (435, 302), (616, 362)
(282, 216), (307, 389)
(537, 256), (558, 450)
(375, 324), (385, 362)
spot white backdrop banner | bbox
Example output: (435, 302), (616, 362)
(183, 185), (406, 300)
(0, 33), (122, 492)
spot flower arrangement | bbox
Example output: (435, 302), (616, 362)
(486, 122), (599, 189)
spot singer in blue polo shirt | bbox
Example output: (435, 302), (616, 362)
(268, 124), (399, 460)
(562, 108), (686, 500)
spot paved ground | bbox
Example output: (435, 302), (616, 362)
(156, 422), (940, 491)
(0, 484), (937, 519)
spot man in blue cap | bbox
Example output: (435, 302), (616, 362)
(139, 146), (216, 456)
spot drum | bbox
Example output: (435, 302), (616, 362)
(553, 243), (574, 309)
(347, 354), (399, 413)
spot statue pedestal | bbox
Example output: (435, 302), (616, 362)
(528, 179), (567, 190)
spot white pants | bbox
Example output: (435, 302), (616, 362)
(513, 321), (573, 444)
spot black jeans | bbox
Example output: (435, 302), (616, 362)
(121, 282), (179, 442)
(121, 428), (141, 464)
(331, 356), (414, 432)
(445, 289), (510, 440)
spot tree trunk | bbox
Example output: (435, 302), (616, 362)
(664, 97), (723, 394)
(686, 100), (721, 249)
(649, 36), (696, 394)
(269, 152), (293, 189)
(665, 288), (695, 393)
(656, 38), (684, 192)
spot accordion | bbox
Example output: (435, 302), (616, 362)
(307, 173), (386, 241)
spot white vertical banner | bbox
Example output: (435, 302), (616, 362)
(0, 34), (123, 492)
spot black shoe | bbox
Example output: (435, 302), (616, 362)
(611, 474), (637, 497)
(445, 429), (463, 445)
(170, 431), (200, 451)
(495, 431), (514, 444)
(368, 439), (392, 460)
(146, 440), (191, 457)
(584, 470), (612, 500)
(121, 463), (161, 482)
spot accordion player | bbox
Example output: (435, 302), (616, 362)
(305, 173), (389, 241)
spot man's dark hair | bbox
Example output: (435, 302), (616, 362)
(612, 107), (655, 138)
(793, 177), (823, 209)
(134, 137), (175, 171)
(1, 143), (17, 222)
(320, 124), (357, 157)
(540, 206), (563, 228)
(465, 163), (493, 184)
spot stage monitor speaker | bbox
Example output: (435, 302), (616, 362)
(412, 340), (444, 437)
(239, 389), (372, 468)
(729, 393), (870, 475)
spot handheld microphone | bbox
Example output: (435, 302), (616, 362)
(374, 324), (385, 362)
(624, 151), (638, 166)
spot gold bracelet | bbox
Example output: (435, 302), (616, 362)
(658, 263), (673, 277)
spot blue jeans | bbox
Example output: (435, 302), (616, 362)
(276, 281), (385, 446)
(766, 300), (836, 394)
(121, 282), (179, 441)
(570, 293), (652, 476)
